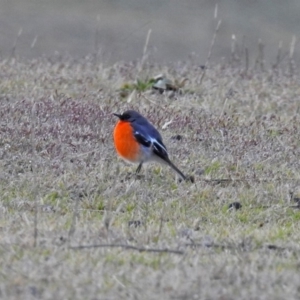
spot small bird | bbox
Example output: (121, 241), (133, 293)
(113, 110), (186, 180)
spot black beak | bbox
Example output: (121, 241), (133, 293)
(113, 113), (122, 118)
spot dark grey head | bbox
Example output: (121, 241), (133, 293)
(113, 110), (143, 122)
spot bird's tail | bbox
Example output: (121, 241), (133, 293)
(165, 158), (186, 181)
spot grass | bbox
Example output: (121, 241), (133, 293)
(1, 55), (300, 299)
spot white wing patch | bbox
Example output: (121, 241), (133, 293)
(151, 137), (167, 153)
(135, 130), (168, 155)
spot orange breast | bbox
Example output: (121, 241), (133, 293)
(113, 121), (141, 162)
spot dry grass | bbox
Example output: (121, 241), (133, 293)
(1, 55), (300, 299)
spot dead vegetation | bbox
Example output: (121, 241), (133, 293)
(1, 55), (300, 299)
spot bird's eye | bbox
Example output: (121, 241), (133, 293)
(121, 113), (131, 120)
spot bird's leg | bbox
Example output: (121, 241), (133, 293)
(136, 162), (143, 174)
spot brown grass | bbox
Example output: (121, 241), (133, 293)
(1, 55), (300, 299)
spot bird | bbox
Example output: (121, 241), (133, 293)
(113, 110), (186, 180)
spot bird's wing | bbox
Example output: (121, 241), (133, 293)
(152, 139), (169, 160)
(134, 130), (151, 147)
(134, 130), (169, 160)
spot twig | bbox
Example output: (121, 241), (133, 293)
(254, 39), (265, 71)
(199, 19), (222, 85)
(273, 40), (283, 69)
(184, 242), (300, 253)
(156, 204), (166, 241)
(70, 243), (184, 255)
(230, 34), (236, 65)
(184, 242), (231, 250)
(106, 20), (152, 63)
(244, 47), (249, 74)
(259, 39), (265, 71)
(289, 35), (296, 77)
(138, 29), (152, 73)
(33, 203), (38, 247)
(30, 102), (38, 247)
(200, 177), (300, 184)
(68, 195), (80, 247)
(118, 20), (152, 50)
(11, 27), (23, 58)
(214, 2), (218, 19)
(205, 19), (222, 62)
(219, 97), (228, 119)
(31, 36), (38, 49)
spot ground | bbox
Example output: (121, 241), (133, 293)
(1, 55), (300, 299)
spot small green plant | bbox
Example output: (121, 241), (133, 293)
(119, 78), (155, 97)
(204, 161), (222, 175)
